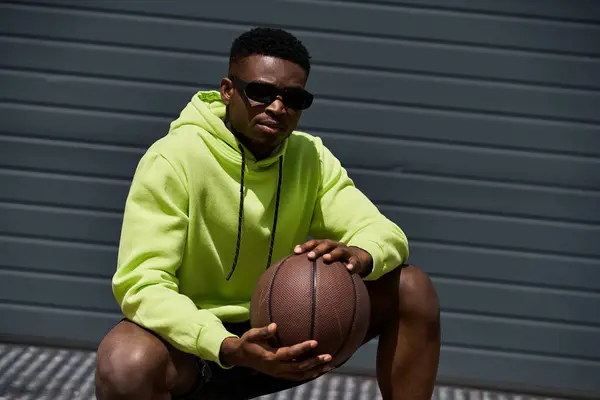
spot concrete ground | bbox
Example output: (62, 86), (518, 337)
(0, 343), (566, 400)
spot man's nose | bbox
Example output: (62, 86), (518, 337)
(266, 96), (287, 115)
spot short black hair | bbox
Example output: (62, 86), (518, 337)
(229, 27), (311, 75)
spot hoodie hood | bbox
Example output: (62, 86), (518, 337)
(168, 90), (288, 168)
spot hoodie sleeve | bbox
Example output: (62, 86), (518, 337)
(112, 150), (237, 368)
(308, 140), (409, 281)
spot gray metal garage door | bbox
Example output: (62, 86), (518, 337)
(1, 1), (599, 398)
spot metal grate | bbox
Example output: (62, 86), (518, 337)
(0, 343), (566, 400)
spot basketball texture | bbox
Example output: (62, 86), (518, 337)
(250, 253), (371, 367)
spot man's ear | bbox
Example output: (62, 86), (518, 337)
(220, 77), (234, 105)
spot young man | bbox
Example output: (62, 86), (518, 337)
(95, 27), (440, 400)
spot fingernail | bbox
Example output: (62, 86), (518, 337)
(308, 251), (315, 258)
(294, 245), (301, 252)
(321, 355), (332, 362)
(347, 264), (354, 271)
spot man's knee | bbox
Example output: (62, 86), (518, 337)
(95, 322), (171, 399)
(398, 265), (440, 330)
(365, 265), (440, 335)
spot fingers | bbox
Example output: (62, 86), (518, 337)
(294, 240), (366, 273)
(322, 247), (349, 263)
(309, 241), (339, 260)
(272, 339), (318, 361)
(245, 323), (277, 343)
(258, 339), (333, 381)
(345, 255), (360, 273)
(294, 239), (333, 257)
(281, 356), (333, 381)
(295, 354), (332, 371)
(295, 240), (341, 260)
(347, 246), (373, 275)
(294, 239), (321, 255)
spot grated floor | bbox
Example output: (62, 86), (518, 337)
(0, 343), (566, 400)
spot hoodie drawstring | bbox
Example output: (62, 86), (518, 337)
(226, 146), (283, 281)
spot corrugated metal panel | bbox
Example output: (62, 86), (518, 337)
(1, 0), (599, 398)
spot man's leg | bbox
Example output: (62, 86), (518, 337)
(95, 319), (200, 400)
(95, 319), (316, 400)
(363, 265), (441, 400)
(95, 265), (440, 400)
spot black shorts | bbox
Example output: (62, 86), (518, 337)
(178, 321), (321, 400)
(124, 318), (321, 400)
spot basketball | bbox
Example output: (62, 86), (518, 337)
(250, 253), (371, 367)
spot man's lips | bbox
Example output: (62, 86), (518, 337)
(257, 120), (285, 132)
(257, 123), (281, 134)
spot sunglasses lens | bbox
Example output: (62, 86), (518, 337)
(245, 82), (278, 104)
(283, 89), (313, 110)
(244, 82), (313, 110)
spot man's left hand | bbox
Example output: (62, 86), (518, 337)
(294, 239), (373, 277)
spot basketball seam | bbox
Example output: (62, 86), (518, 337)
(267, 256), (288, 347)
(310, 260), (317, 341)
(332, 271), (358, 361)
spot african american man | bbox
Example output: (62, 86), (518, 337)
(94, 27), (441, 400)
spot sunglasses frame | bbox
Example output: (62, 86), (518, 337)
(229, 75), (313, 111)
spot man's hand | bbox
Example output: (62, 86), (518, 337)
(294, 239), (373, 277)
(219, 323), (332, 381)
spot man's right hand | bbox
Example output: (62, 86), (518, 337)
(219, 323), (332, 381)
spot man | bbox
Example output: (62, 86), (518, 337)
(95, 27), (440, 400)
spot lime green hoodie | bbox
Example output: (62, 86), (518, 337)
(112, 91), (409, 368)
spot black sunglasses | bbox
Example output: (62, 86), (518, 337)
(229, 75), (313, 111)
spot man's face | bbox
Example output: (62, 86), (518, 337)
(220, 55), (311, 158)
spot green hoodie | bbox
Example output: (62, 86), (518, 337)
(112, 91), (409, 368)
